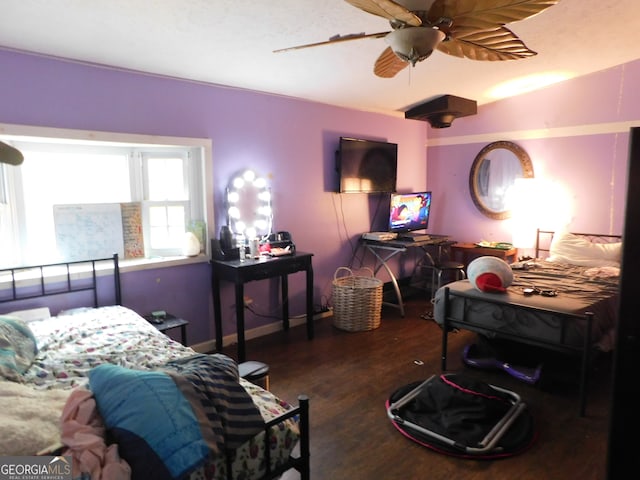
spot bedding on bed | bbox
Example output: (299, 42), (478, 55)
(23, 305), (197, 389)
(0, 305), (301, 480)
(434, 259), (620, 351)
(0, 315), (38, 382)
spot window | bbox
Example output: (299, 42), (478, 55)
(0, 125), (212, 269)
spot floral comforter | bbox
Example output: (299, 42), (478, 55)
(10, 306), (300, 479)
(25, 305), (195, 388)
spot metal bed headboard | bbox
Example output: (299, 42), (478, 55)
(0, 254), (121, 308)
(535, 229), (622, 259)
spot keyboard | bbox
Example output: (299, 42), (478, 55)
(398, 233), (450, 243)
(427, 234), (451, 241)
(399, 234), (431, 242)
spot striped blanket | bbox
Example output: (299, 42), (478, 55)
(163, 353), (265, 452)
(88, 353), (265, 479)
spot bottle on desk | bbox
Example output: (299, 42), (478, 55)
(235, 233), (246, 262)
(249, 237), (260, 258)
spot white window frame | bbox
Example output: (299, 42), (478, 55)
(0, 123), (213, 272)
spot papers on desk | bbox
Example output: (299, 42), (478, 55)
(475, 240), (514, 250)
(268, 247), (293, 256)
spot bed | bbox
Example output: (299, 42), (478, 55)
(433, 229), (622, 416)
(0, 254), (310, 480)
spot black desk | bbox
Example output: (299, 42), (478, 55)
(211, 252), (314, 362)
(360, 236), (454, 317)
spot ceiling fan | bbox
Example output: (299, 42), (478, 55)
(274, 0), (560, 78)
(0, 141), (23, 165)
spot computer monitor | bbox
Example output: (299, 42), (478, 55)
(388, 191), (432, 234)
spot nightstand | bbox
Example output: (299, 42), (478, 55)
(145, 313), (189, 346)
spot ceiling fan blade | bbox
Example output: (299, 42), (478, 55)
(436, 26), (537, 60)
(0, 141), (24, 166)
(428, 0), (559, 32)
(345, 0), (422, 27)
(273, 31), (390, 53)
(373, 46), (409, 78)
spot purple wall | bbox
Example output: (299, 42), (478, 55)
(427, 60), (640, 252)
(2, 48), (638, 347)
(0, 49), (427, 346)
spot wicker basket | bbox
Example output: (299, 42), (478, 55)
(332, 267), (383, 332)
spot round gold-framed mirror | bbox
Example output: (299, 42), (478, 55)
(469, 141), (534, 220)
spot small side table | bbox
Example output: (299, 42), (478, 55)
(145, 313), (189, 346)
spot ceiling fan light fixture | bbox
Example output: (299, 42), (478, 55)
(0, 141), (24, 166)
(385, 27), (445, 65)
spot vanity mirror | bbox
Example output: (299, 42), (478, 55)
(469, 141), (534, 220)
(226, 169), (272, 239)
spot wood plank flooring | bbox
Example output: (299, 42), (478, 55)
(222, 297), (612, 480)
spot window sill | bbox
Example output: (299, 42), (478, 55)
(0, 254), (210, 291)
(119, 254), (209, 273)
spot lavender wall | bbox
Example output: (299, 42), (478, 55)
(0, 49), (427, 346)
(3, 48), (638, 347)
(427, 60), (640, 253)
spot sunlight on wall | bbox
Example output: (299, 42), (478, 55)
(510, 178), (573, 248)
(489, 72), (570, 99)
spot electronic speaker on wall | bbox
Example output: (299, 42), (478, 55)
(405, 95), (477, 128)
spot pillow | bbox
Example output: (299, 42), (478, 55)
(57, 307), (95, 316)
(467, 256), (513, 293)
(89, 364), (208, 480)
(0, 315), (38, 382)
(547, 230), (622, 267)
(6, 307), (51, 323)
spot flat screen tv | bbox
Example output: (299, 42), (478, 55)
(388, 191), (432, 234)
(336, 137), (397, 193)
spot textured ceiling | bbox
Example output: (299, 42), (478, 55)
(1, 0), (640, 117)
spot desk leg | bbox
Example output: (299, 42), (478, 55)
(366, 246), (405, 317)
(212, 273), (223, 352)
(281, 274), (289, 331)
(306, 264), (314, 340)
(235, 282), (246, 363)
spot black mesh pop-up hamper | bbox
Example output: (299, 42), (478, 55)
(386, 374), (535, 459)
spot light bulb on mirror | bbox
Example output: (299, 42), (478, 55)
(232, 177), (245, 189)
(228, 206), (240, 219)
(227, 191), (239, 203)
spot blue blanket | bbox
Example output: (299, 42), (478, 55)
(89, 353), (264, 480)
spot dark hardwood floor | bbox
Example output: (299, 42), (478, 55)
(222, 296), (612, 480)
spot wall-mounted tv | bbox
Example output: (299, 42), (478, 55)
(388, 191), (432, 234)
(336, 137), (397, 193)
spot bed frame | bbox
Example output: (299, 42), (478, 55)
(0, 254), (311, 480)
(0, 254), (122, 308)
(440, 229), (621, 417)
